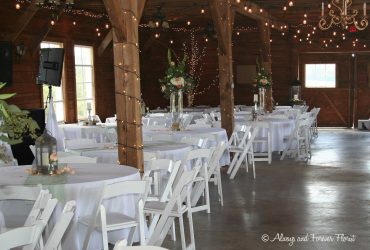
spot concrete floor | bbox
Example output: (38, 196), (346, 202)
(162, 129), (370, 250)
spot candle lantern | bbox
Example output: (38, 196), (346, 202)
(290, 79), (302, 103)
(35, 129), (58, 175)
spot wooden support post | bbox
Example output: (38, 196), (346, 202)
(258, 20), (273, 112)
(209, 0), (235, 137)
(103, 0), (143, 171)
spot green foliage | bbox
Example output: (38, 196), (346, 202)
(0, 82), (39, 145)
(159, 49), (194, 99)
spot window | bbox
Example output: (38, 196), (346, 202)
(305, 64), (336, 88)
(74, 45), (94, 120)
(40, 42), (65, 122)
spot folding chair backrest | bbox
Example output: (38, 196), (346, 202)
(143, 151), (157, 162)
(144, 159), (181, 202)
(180, 136), (208, 148)
(24, 190), (52, 226)
(0, 222), (44, 250)
(207, 141), (227, 178)
(43, 200), (76, 250)
(58, 155), (97, 164)
(103, 180), (149, 200)
(0, 185), (41, 201)
(64, 138), (97, 150)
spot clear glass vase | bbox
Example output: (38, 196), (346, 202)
(259, 87), (266, 113)
(170, 92), (176, 113)
(178, 90), (183, 114)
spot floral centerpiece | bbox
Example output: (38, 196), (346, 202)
(159, 49), (193, 99)
(255, 61), (272, 89)
(254, 59), (273, 112)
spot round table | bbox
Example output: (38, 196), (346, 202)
(142, 127), (230, 166)
(60, 124), (117, 143)
(239, 118), (295, 152)
(77, 141), (193, 165)
(0, 164), (140, 250)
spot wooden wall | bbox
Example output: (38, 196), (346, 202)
(2, 2), (370, 127)
(0, 3), (115, 123)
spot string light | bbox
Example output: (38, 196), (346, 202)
(15, 3), (21, 9)
(73, 21), (76, 25)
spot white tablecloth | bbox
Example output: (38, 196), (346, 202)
(60, 124), (117, 143)
(241, 118), (295, 152)
(0, 164), (140, 250)
(73, 141), (193, 166)
(143, 127), (230, 166)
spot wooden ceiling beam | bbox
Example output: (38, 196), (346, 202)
(137, 0), (147, 22)
(102, 0), (126, 42)
(28, 3), (64, 53)
(232, 0), (288, 31)
(6, 0), (40, 42)
(97, 29), (113, 56)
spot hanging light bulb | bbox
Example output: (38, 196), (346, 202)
(15, 3), (21, 9)
(73, 21), (76, 25)
(105, 24), (109, 29)
(288, 1), (294, 7)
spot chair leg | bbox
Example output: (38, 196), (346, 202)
(217, 168), (224, 206)
(179, 216), (187, 250)
(170, 221), (177, 241)
(227, 152), (239, 175)
(204, 170), (211, 214)
(187, 210), (195, 250)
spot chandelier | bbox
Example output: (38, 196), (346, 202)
(148, 6), (170, 29)
(319, 0), (368, 30)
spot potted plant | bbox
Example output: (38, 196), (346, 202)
(0, 82), (39, 164)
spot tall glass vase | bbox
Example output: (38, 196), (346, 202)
(178, 90), (183, 115)
(259, 87), (266, 113)
(170, 92), (176, 113)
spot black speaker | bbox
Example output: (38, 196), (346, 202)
(0, 41), (13, 85)
(37, 48), (64, 86)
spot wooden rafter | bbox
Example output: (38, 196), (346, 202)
(137, 0), (147, 21)
(232, 0), (288, 31)
(98, 29), (113, 56)
(98, 0), (146, 56)
(28, 3), (64, 53)
(6, 0), (39, 42)
(102, 0), (126, 42)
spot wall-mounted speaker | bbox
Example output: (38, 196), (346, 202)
(0, 41), (13, 85)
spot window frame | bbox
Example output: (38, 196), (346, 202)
(304, 63), (337, 88)
(74, 45), (95, 120)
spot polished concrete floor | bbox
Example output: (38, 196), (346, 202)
(162, 129), (370, 250)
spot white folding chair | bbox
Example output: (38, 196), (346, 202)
(143, 159), (181, 241)
(64, 138), (97, 150)
(79, 180), (150, 249)
(114, 238), (168, 250)
(206, 141), (227, 206)
(58, 155), (97, 164)
(227, 125), (251, 176)
(0, 222), (44, 250)
(252, 121), (272, 164)
(180, 136), (208, 149)
(180, 148), (213, 214)
(143, 151), (157, 162)
(0, 185), (42, 228)
(42, 200), (76, 250)
(228, 126), (260, 180)
(309, 107), (320, 139)
(280, 115), (313, 161)
(145, 168), (198, 250)
(143, 159), (181, 202)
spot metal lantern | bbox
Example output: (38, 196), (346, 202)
(35, 129), (58, 175)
